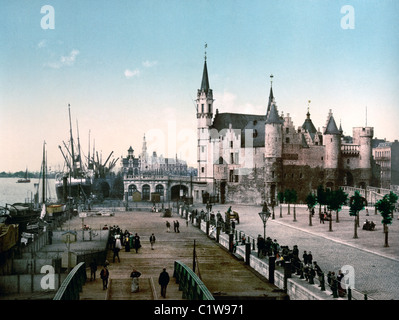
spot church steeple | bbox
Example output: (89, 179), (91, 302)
(200, 60), (210, 93)
(267, 74), (275, 117)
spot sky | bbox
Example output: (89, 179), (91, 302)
(1, 0), (398, 173)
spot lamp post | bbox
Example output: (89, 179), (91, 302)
(258, 202), (271, 239)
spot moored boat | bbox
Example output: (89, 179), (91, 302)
(17, 168), (31, 183)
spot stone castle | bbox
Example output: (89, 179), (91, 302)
(195, 58), (377, 204)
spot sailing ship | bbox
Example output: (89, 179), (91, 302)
(17, 168), (31, 183)
(55, 104), (92, 203)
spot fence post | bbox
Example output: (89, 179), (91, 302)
(268, 256), (275, 284)
(245, 243), (251, 265)
(283, 261), (292, 292)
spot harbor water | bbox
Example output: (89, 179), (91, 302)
(0, 177), (56, 207)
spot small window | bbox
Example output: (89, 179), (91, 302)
(286, 137), (290, 143)
(201, 104), (204, 113)
(230, 141), (233, 148)
(201, 167), (204, 173)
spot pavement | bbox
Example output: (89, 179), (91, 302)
(205, 203), (399, 300)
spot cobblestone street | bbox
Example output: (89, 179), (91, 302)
(205, 203), (399, 300)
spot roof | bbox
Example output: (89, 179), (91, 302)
(324, 115), (341, 135)
(211, 112), (266, 132)
(302, 112), (318, 140)
(266, 103), (284, 124)
(211, 112), (266, 148)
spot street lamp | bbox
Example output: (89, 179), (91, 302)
(258, 202), (271, 239)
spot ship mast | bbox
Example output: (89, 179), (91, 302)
(42, 141), (46, 204)
(68, 104), (76, 178)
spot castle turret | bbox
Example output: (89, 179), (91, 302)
(353, 127), (374, 169)
(265, 102), (283, 158)
(264, 79), (283, 203)
(323, 110), (341, 169)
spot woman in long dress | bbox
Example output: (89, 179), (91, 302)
(130, 268), (141, 293)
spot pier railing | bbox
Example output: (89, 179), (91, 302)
(53, 262), (87, 300)
(173, 260), (214, 300)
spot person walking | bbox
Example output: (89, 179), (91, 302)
(89, 259), (97, 281)
(134, 233), (141, 253)
(150, 233), (156, 250)
(166, 221), (171, 233)
(113, 237), (122, 262)
(130, 268), (142, 293)
(337, 270), (347, 297)
(307, 251), (313, 264)
(175, 220), (180, 233)
(100, 265), (109, 290)
(313, 261), (323, 286)
(125, 233), (131, 252)
(303, 251), (309, 265)
(158, 268), (170, 298)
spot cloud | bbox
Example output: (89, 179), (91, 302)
(45, 49), (80, 69)
(142, 60), (158, 68)
(124, 68), (140, 78)
(60, 49), (79, 66)
(37, 39), (47, 49)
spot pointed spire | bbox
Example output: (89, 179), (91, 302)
(200, 43), (210, 92)
(324, 111), (341, 135)
(267, 74), (275, 116)
(200, 60), (210, 92)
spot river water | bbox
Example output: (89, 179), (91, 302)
(0, 177), (57, 207)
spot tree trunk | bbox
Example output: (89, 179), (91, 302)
(353, 214), (358, 239)
(280, 204), (282, 218)
(384, 224), (389, 247)
(309, 209), (313, 226)
(288, 203), (290, 215)
(329, 211), (333, 232)
(336, 210), (339, 223)
(293, 205), (296, 222)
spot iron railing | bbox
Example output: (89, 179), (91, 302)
(173, 260), (214, 300)
(53, 262), (87, 300)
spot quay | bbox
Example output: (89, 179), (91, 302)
(75, 208), (286, 300)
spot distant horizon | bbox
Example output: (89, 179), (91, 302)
(1, 1), (398, 172)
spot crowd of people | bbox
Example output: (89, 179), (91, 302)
(255, 235), (347, 298)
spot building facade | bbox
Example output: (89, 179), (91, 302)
(373, 140), (399, 189)
(195, 58), (376, 204)
(121, 136), (197, 201)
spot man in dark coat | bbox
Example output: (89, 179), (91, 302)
(158, 268), (170, 298)
(100, 265), (109, 290)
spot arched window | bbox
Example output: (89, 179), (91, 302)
(142, 185), (150, 200)
(128, 184), (137, 196)
(155, 184), (164, 196)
